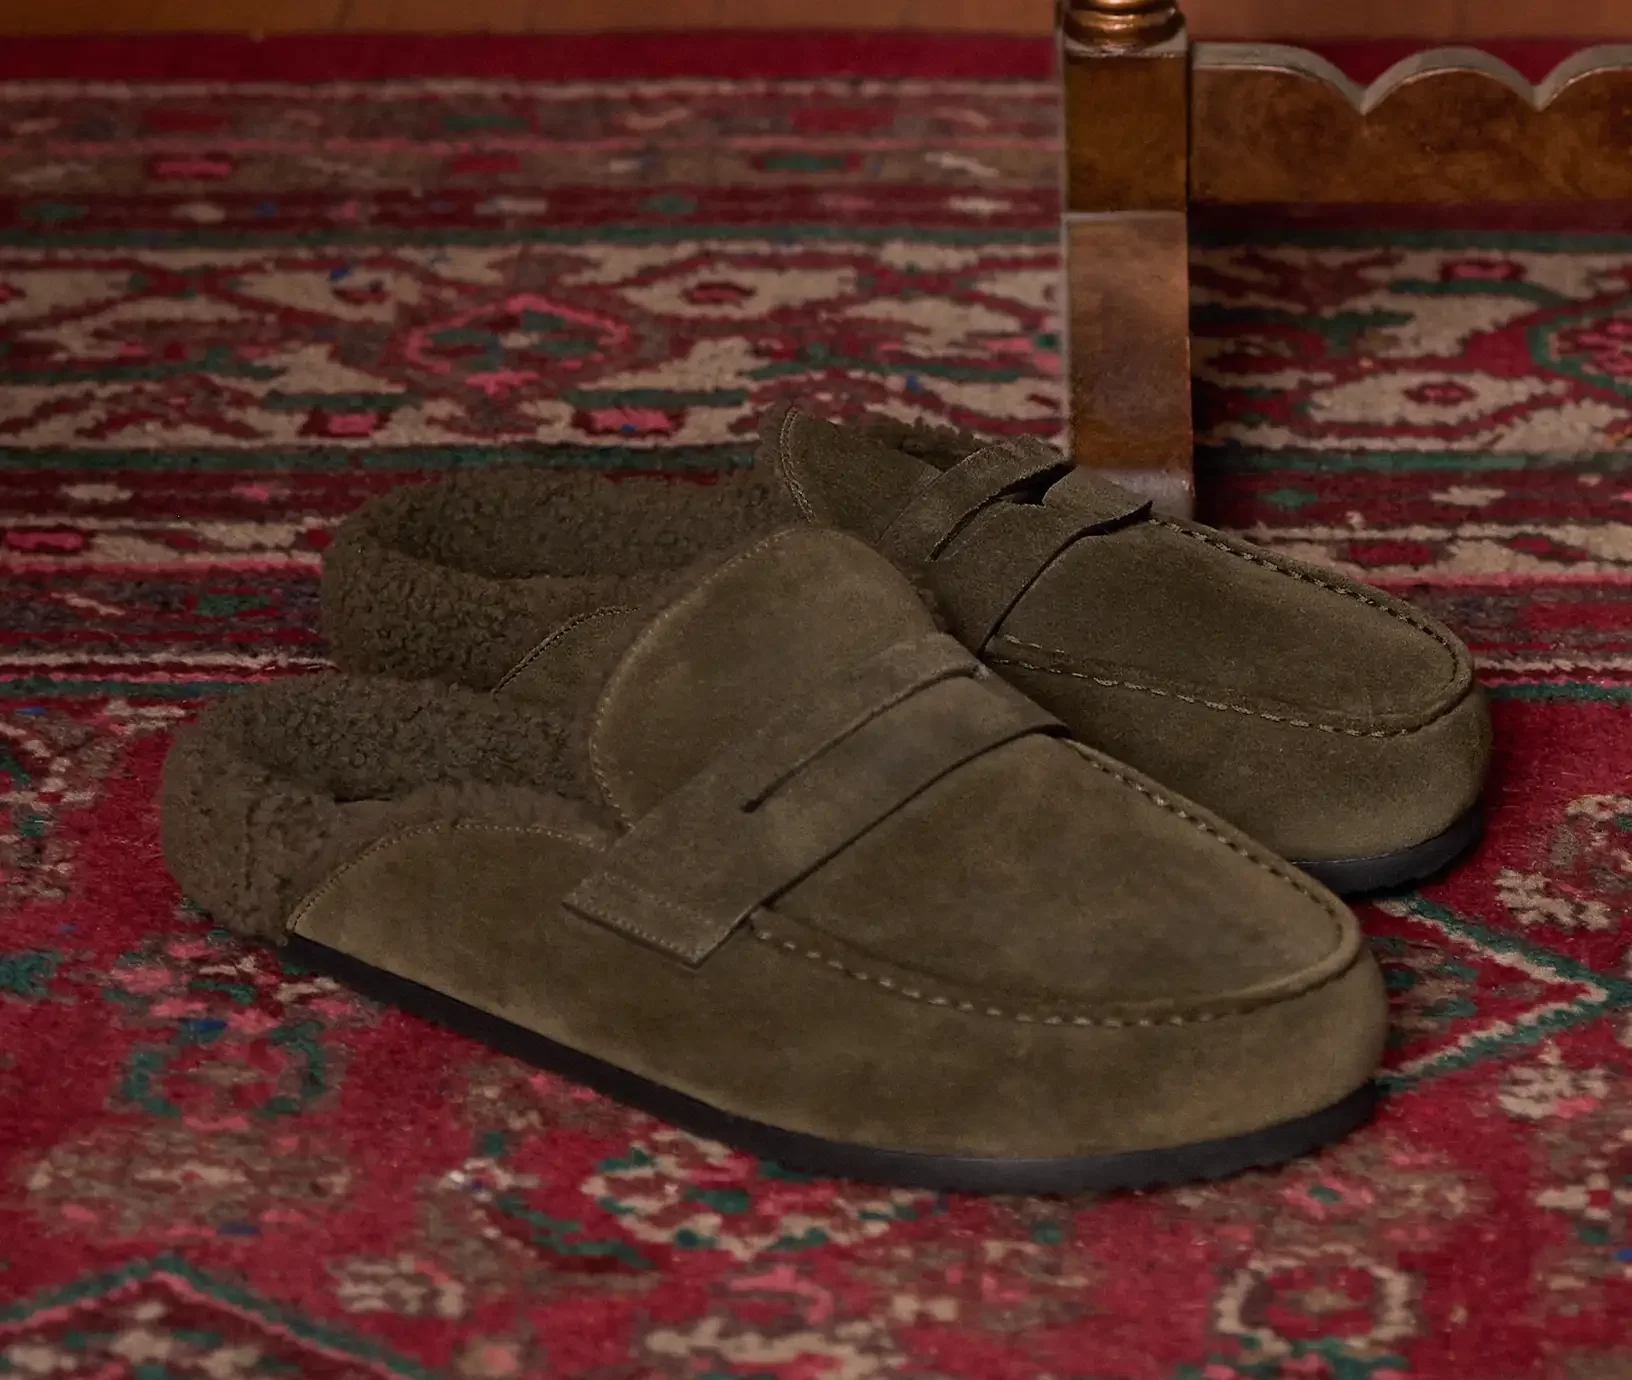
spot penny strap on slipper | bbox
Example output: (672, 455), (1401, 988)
(564, 631), (1061, 965)
(881, 444), (1154, 651)
(878, 437), (1073, 567)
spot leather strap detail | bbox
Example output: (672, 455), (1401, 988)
(879, 437), (1071, 569)
(877, 442), (1152, 652)
(564, 632), (1061, 966)
(494, 607), (638, 707)
(926, 493), (1141, 652)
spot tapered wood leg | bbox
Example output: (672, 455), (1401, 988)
(1065, 212), (1192, 515)
(1059, 0), (1194, 514)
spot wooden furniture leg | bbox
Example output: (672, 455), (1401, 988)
(1060, 0), (1196, 515)
(1058, 0), (1632, 515)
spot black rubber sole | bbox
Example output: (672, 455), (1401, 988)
(1295, 801), (1484, 897)
(285, 934), (1377, 1195)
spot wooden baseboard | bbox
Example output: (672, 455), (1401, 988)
(0, 0), (1042, 35)
(0, 0), (1622, 39)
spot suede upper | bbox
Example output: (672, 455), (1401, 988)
(170, 527), (1387, 1161)
(318, 405), (1491, 868)
(766, 408), (1490, 862)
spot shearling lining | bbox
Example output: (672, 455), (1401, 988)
(159, 674), (611, 942)
(165, 522), (878, 942)
(321, 465), (801, 691)
(320, 407), (981, 693)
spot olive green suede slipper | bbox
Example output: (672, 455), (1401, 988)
(320, 407), (1490, 895)
(170, 528), (1385, 1193)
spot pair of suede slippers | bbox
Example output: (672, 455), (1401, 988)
(161, 406), (1491, 1194)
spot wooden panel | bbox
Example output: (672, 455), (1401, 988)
(152, 0), (345, 27)
(1063, 35), (1189, 212)
(1192, 43), (1632, 204)
(340, 0), (921, 29)
(1064, 212), (1193, 516)
(0, 0), (1023, 32)
(0, 0), (152, 31)
(1182, 0), (1630, 40)
(341, 0), (539, 30)
(6, 0), (1632, 37)
(0, 0), (346, 30)
(1451, 0), (1630, 39)
(1181, 0), (1457, 39)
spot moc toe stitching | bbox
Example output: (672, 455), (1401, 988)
(753, 738), (1359, 1028)
(1152, 517), (1464, 672)
(988, 638), (1477, 740)
(991, 519), (1476, 739)
(747, 923), (1363, 1031)
(1064, 740), (1343, 918)
(1149, 518), (1469, 708)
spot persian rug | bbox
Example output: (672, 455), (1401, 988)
(2, 33), (1631, 1380)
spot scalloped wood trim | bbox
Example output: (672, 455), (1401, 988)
(1191, 42), (1632, 204)
(1195, 42), (1632, 113)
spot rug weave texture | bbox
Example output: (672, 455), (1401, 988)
(2, 36), (1631, 1380)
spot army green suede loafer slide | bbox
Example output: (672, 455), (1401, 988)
(320, 408), (1490, 895)
(170, 529), (1386, 1193)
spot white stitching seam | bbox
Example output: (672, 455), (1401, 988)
(1153, 517), (1464, 676)
(989, 640), (1461, 740)
(776, 407), (817, 521)
(985, 516), (1469, 737)
(754, 742), (1351, 1029)
(576, 872), (712, 962)
(1066, 743), (1343, 918)
(286, 748), (1348, 1028)
(492, 606), (633, 695)
(587, 531), (799, 825)
(285, 822), (599, 934)
(746, 927), (1221, 1027)
(747, 927), (1355, 1029)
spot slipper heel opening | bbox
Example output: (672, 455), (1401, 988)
(159, 675), (607, 943)
(320, 467), (797, 689)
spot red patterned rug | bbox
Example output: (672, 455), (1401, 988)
(3, 34), (1631, 1380)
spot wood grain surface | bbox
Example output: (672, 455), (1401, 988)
(1191, 44), (1632, 203)
(1065, 212), (1195, 515)
(0, 0), (1626, 37)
